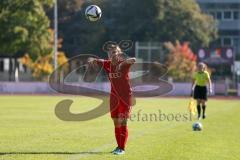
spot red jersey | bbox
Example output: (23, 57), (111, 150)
(98, 59), (132, 106)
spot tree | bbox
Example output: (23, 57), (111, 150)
(20, 29), (68, 81)
(46, 0), (107, 57)
(159, 0), (217, 49)
(0, 0), (54, 59)
(0, 0), (54, 81)
(107, 0), (217, 50)
(164, 41), (197, 81)
(21, 52), (68, 81)
(46, 0), (217, 58)
(46, 0), (84, 23)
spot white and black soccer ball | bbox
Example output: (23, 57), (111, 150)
(192, 122), (203, 131)
(85, 5), (102, 22)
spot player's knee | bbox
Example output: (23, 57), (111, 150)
(197, 100), (201, 105)
(112, 118), (120, 126)
(120, 118), (128, 126)
(202, 101), (206, 106)
(114, 122), (121, 128)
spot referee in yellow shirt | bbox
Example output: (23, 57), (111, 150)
(192, 63), (213, 119)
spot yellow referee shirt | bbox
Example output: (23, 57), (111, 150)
(193, 71), (210, 87)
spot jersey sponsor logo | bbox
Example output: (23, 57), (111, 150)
(109, 72), (122, 79)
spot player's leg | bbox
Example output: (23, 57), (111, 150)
(119, 118), (128, 150)
(202, 100), (206, 119)
(111, 117), (121, 153)
(194, 86), (201, 119)
(197, 99), (201, 119)
(113, 101), (132, 155)
(113, 118), (127, 155)
(201, 86), (208, 119)
(110, 95), (121, 153)
(118, 105), (131, 151)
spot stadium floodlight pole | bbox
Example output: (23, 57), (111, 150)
(54, 0), (58, 73)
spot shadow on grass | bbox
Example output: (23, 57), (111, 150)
(0, 151), (109, 155)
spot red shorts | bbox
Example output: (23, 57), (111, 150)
(110, 96), (133, 119)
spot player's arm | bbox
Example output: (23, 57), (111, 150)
(88, 57), (104, 67)
(207, 74), (213, 94)
(118, 58), (136, 70)
(125, 58), (136, 64)
(191, 73), (196, 95)
(191, 79), (196, 95)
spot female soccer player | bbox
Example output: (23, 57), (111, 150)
(192, 62), (212, 120)
(88, 44), (136, 155)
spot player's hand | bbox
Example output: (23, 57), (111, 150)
(191, 88), (194, 97)
(126, 58), (136, 64)
(209, 88), (213, 95)
(190, 87), (194, 97)
(191, 87), (195, 93)
(117, 58), (136, 71)
(88, 57), (96, 67)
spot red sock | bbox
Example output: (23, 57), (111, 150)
(115, 127), (121, 148)
(119, 125), (128, 150)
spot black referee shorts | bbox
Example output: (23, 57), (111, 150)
(193, 85), (208, 100)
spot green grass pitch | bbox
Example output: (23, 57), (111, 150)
(0, 96), (239, 160)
